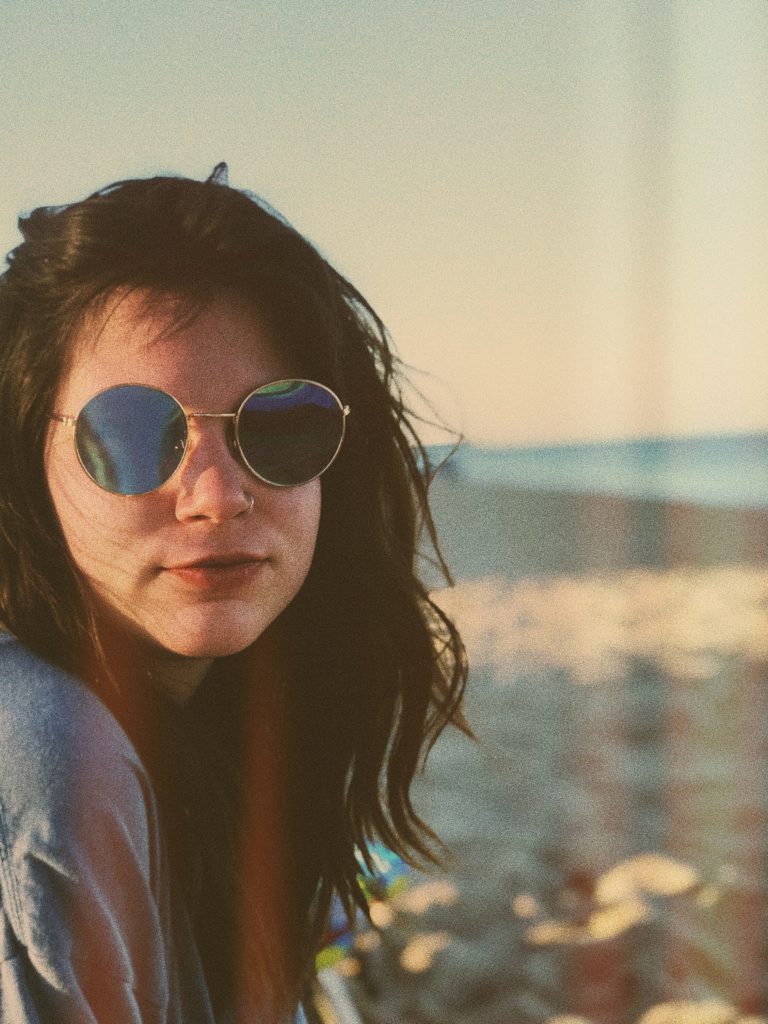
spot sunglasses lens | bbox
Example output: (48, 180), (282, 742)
(76, 385), (187, 495)
(237, 380), (345, 486)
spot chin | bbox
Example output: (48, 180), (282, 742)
(157, 625), (271, 660)
(159, 639), (250, 659)
(139, 604), (279, 660)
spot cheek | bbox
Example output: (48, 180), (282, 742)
(281, 482), (322, 568)
(46, 443), (93, 553)
(299, 484), (322, 551)
(45, 445), (148, 582)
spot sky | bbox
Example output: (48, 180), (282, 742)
(2, 0), (767, 447)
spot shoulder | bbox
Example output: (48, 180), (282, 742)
(0, 636), (172, 1019)
(0, 632), (146, 782)
(0, 634), (156, 864)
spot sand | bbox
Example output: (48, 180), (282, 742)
(322, 477), (768, 1024)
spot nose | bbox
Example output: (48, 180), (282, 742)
(173, 421), (253, 523)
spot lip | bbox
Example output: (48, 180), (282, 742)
(163, 553), (268, 589)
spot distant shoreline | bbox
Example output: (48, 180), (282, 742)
(427, 473), (768, 585)
(429, 435), (768, 510)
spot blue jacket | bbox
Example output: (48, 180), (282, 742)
(0, 634), (307, 1023)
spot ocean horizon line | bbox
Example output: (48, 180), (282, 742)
(427, 432), (768, 510)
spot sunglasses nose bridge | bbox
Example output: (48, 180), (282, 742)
(184, 412), (239, 458)
(173, 412), (256, 520)
(186, 412), (237, 420)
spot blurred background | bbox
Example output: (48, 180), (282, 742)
(4, 2), (768, 1021)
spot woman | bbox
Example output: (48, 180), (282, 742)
(0, 165), (467, 1023)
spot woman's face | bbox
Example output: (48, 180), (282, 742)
(45, 290), (321, 667)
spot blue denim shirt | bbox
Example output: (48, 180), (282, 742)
(0, 635), (307, 1024)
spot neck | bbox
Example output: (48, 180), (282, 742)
(86, 609), (288, 710)
(85, 607), (214, 704)
(145, 648), (213, 704)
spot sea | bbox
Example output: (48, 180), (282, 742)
(430, 431), (768, 509)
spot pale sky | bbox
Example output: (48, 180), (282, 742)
(2, 0), (767, 446)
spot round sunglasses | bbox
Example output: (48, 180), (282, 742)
(51, 379), (350, 495)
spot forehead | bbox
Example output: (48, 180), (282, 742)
(59, 289), (294, 408)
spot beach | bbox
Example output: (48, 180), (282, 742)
(329, 475), (768, 1024)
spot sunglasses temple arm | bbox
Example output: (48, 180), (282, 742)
(186, 412), (238, 420)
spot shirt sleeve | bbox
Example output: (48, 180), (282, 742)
(0, 657), (171, 1023)
(0, 777), (169, 1024)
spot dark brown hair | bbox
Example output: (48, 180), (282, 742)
(0, 166), (468, 1020)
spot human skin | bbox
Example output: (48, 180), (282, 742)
(44, 290), (322, 701)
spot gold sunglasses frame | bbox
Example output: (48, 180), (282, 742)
(51, 378), (351, 494)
